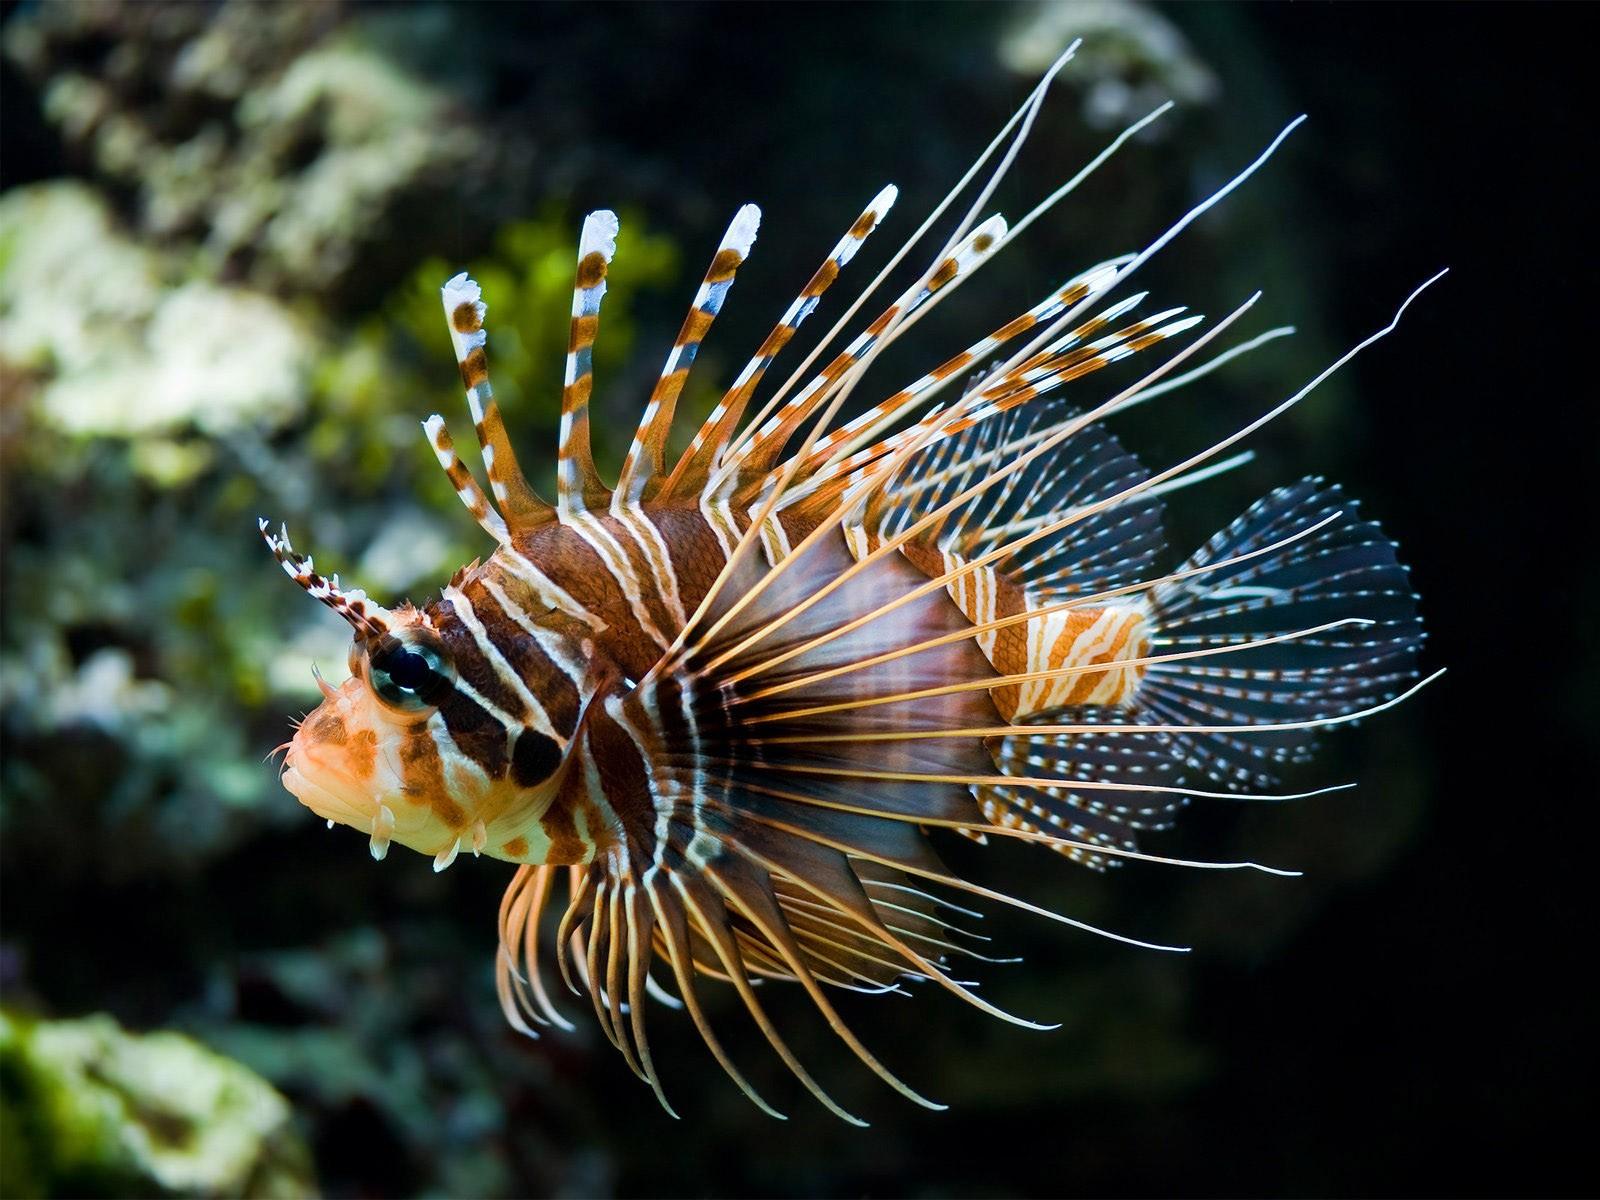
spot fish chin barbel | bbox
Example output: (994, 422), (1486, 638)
(262, 49), (1441, 1122)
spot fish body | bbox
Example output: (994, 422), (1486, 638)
(284, 489), (1167, 872)
(264, 59), (1432, 1120)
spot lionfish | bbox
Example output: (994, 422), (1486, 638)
(264, 50), (1439, 1121)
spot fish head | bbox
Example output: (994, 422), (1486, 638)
(262, 522), (578, 867)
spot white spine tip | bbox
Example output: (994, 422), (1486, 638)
(368, 804), (395, 860)
(441, 273), (483, 306)
(722, 203), (762, 256)
(869, 183), (899, 216)
(580, 210), (620, 261)
(1084, 266), (1120, 291)
(946, 214), (1009, 277)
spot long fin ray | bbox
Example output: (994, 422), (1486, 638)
(558, 211), (620, 514)
(618, 205), (761, 504)
(440, 274), (553, 529)
(667, 186), (900, 496)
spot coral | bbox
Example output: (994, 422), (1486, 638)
(2, 0), (511, 305)
(0, 1009), (314, 1198)
(0, 183), (314, 440)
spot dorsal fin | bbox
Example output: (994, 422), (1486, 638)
(663, 186), (898, 499)
(440, 274), (553, 531)
(776, 301), (1202, 525)
(421, 415), (511, 543)
(719, 215), (1007, 494)
(558, 211), (620, 517)
(797, 260), (1123, 476)
(615, 205), (761, 506)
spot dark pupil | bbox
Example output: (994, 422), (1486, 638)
(386, 649), (431, 691)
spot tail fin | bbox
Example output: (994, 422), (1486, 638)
(963, 476), (1422, 865)
(1139, 478), (1424, 789)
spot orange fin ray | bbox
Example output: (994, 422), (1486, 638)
(439, 273), (552, 530)
(718, 214), (1008, 494)
(616, 205), (761, 505)
(558, 211), (620, 515)
(665, 186), (900, 497)
(796, 258), (1127, 478)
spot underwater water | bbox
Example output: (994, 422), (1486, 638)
(0, 2), (1590, 1197)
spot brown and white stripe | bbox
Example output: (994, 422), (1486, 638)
(563, 511), (678, 651)
(669, 185), (898, 492)
(259, 520), (395, 642)
(801, 259), (1125, 474)
(422, 414), (510, 544)
(717, 214), (1008, 492)
(617, 204), (760, 505)
(791, 304), (1203, 510)
(558, 211), (620, 516)
(440, 273), (547, 528)
(842, 524), (1149, 721)
(442, 582), (564, 742)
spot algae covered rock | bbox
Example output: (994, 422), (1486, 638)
(2, 0), (508, 306)
(0, 1009), (314, 1198)
(0, 181), (314, 440)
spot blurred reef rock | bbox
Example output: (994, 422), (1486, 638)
(999, 0), (1218, 129)
(0, 1009), (314, 1198)
(0, 182), (313, 439)
(2, 0), (526, 308)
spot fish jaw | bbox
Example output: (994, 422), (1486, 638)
(278, 677), (570, 867)
(280, 729), (407, 860)
(278, 681), (429, 861)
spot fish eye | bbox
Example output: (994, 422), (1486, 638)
(364, 629), (453, 715)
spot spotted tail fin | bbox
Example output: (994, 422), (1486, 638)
(1136, 478), (1425, 789)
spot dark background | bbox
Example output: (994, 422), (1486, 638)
(1, 2), (1592, 1197)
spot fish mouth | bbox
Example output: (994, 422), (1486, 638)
(280, 752), (378, 832)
